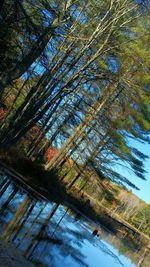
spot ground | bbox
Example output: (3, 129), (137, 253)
(0, 238), (34, 267)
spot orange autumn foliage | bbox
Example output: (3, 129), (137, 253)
(45, 147), (58, 162)
(66, 158), (74, 167)
(112, 200), (117, 208)
(4, 94), (16, 106)
(0, 108), (5, 120)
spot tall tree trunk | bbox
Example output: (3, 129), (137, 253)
(67, 133), (109, 189)
(44, 97), (108, 170)
(45, 83), (120, 170)
(28, 88), (81, 157)
(0, 10), (60, 99)
(138, 248), (149, 267)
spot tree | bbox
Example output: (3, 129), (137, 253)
(0, 0), (139, 147)
(0, 0), (149, 192)
(0, 0), (75, 98)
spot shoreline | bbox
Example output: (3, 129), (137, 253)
(0, 160), (150, 246)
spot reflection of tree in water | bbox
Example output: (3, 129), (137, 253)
(11, 200), (36, 242)
(25, 206), (88, 267)
(3, 195), (32, 241)
(25, 203), (60, 259)
(0, 178), (25, 232)
(35, 235), (89, 267)
(0, 186), (19, 215)
(0, 180), (11, 201)
(0, 175), (127, 267)
(29, 210), (125, 267)
(0, 178), (28, 215)
(93, 240), (125, 267)
(16, 201), (47, 247)
(0, 176), (10, 196)
(51, 209), (125, 266)
(59, 227), (125, 267)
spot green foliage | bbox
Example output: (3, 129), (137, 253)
(132, 205), (150, 235)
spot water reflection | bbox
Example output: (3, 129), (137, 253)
(0, 172), (148, 267)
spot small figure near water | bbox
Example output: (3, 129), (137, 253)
(92, 229), (99, 237)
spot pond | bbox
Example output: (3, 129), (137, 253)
(0, 171), (147, 267)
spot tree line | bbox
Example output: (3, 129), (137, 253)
(0, 0), (149, 190)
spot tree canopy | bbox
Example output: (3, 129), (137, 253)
(0, 0), (149, 191)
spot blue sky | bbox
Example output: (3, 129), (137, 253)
(131, 141), (150, 204)
(119, 140), (150, 204)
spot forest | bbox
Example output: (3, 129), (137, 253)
(0, 1), (150, 267)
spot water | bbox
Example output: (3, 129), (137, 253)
(0, 171), (147, 267)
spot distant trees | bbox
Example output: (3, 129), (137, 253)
(133, 205), (150, 235)
(116, 190), (141, 219)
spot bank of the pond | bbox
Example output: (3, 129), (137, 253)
(0, 237), (34, 267)
(0, 154), (150, 248)
(0, 172), (149, 267)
